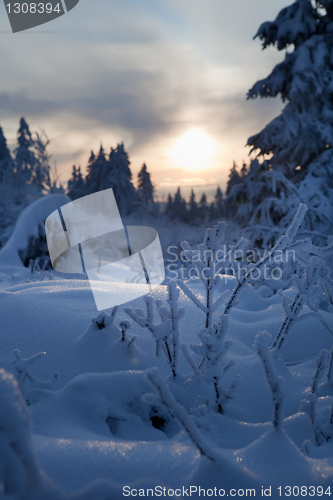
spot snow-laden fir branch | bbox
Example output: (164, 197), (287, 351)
(145, 368), (220, 462)
(254, 332), (284, 431)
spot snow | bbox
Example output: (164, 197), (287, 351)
(0, 194), (70, 268)
(0, 187), (332, 500)
(0, 260), (332, 498)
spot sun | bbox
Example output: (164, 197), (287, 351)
(168, 129), (216, 171)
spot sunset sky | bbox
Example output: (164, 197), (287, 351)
(0, 0), (290, 198)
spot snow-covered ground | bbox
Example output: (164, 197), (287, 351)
(1, 196), (333, 500)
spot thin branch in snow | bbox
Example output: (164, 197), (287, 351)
(300, 350), (330, 447)
(310, 349), (329, 395)
(145, 368), (220, 462)
(254, 332), (284, 431)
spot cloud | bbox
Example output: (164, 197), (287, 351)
(0, 0), (291, 185)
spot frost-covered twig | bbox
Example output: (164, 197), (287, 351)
(327, 348), (333, 386)
(145, 368), (220, 462)
(271, 257), (332, 350)
(223, 204), (307, 316)
(119, 320), (136, 349)
(179, 221), (243, 329)
(300, 350), (330, 447)
(254, 332), (284, 431)
(125, 295), (171, 359)
(185, 313), (238, 414)
(311, 349), (329, 395)
(156, 282), (185, 378)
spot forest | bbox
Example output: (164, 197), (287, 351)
(0, 1), (333, 499)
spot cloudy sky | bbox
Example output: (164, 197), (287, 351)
(0, 0), (290, 198)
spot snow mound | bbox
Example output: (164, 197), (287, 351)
(0, 194), (69, 268)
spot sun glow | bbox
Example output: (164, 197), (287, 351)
(168, 129), (217, 171)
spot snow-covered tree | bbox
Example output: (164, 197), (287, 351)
(0, 126), (14, 184)
(138, 163), (154, 204)
(105, 142), (137, 214)
(165, 187), (188, 222)
(226, 162), (242, 197)
(199, 193), (209, 222)
(14, 117), (37, 186)
(188, 189), (199, 223)
(214, 186), (224, 219)
(85, 145), (108, 195)
(67, 165), (86, 200)
(32, 131), (51, 192)
(225, 0), (333, 242)
(165, 193), (173, 218)
(247, 0), (333, 177)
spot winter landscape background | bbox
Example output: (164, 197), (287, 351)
(1, 0), (333, 499)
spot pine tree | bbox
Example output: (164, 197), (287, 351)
(106, 142), (137, 214)
(137, 163), (154, 204)
(226, 162), (242, 196)
(199, 193), (209, 221)
(225, 1), (333, 240)
(32, 131), (51, 192)
(209, 201), (216, 220)
(67, 165), (86, 200)
(188, 189), (199, 223)
(247, 0), (333, 178)
(0, 127), (13, 184)
(0, 127), (16, 248)
(214, 186), (224, 218)
(165, 193), (173, 218)
(14, 117), (37, 185)
(85, 145), (108, 195)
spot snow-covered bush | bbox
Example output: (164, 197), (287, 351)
(0, 369), (55, 499)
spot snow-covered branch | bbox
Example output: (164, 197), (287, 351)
(254, 332), (284, 431)
(145, 368), (219, 462)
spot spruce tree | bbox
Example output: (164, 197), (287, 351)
(14, 117), (37, 185)
(0, 127), (14, 184)
(106, 142), (137, 214)
(247, 0), (333, 177)
(226, 163), (242, 196)
(165, 187), (187, 222)
(33, 131), (51, 192)
(67, 165), (86, 200)
(85, 145), (108, 195)
(214, 186), (224, 218)
(199, 192), (209, 221)
(137, 163), (154, 204)
(188, 189), (199, 223)
(165, 193), (173, 218)
(226, 0), (333, 239)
